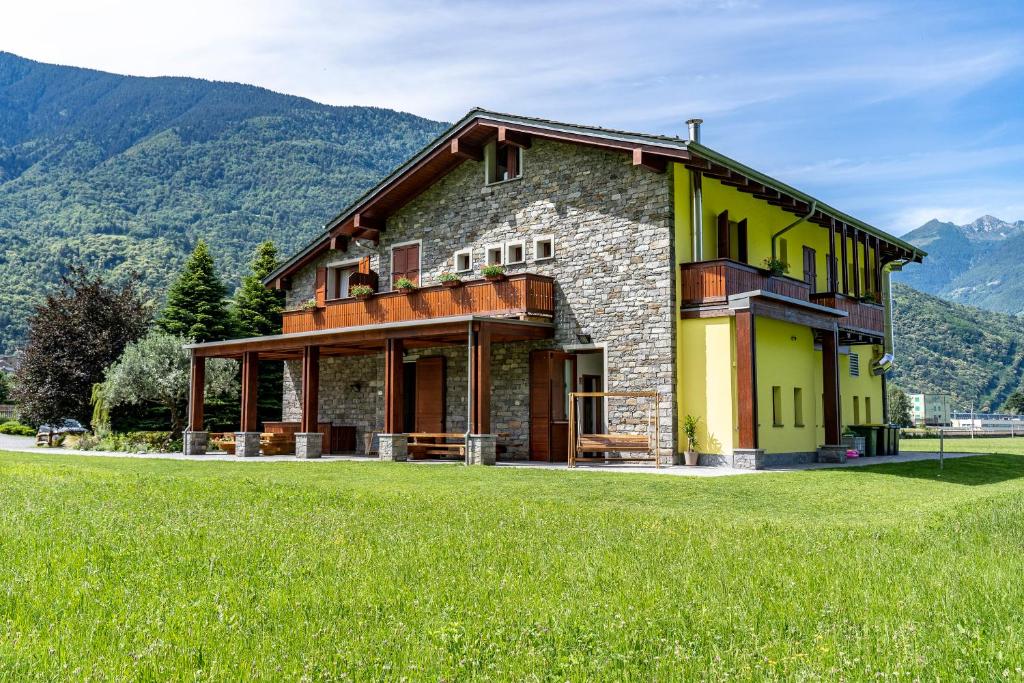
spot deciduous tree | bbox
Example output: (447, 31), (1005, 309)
(102, 330), (238, 435)
(14, 270), (149, 427)
(887, 385), (913, 427)
(1003, 390), (1024, 415)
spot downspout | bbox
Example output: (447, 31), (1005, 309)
(691, 171), (703, 261)
(771, 201), (817, 260)
(465, 321), (474, 465)
(883, 260), (909, 358)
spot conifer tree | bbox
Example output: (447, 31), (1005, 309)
(158, 240), (232, 342)
(233, 241), (284, 338)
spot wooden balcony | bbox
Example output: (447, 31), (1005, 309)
(282, 273), (555, 334)
(810, 292), (884, 336)
(680, 259), (884, 337)
(680, 259), (812, 306)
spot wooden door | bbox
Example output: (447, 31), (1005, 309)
(802, 246), (817, 291)
(529, 350), (575, 462)
(415, 356), (445, 433)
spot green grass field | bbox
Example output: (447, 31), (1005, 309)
(902, 435), (1024, 456)
(2, 451), (1023, 680)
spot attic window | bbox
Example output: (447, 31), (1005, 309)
(486, 142), (522, 184)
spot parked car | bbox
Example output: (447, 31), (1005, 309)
(39, 419), (87, 435)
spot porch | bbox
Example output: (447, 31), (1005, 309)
(183, 315), (554, 461)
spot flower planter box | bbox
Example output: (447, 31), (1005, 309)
(484, 274), (507, 282)
(441, 279), (462, 288)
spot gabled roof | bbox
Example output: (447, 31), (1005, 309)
(266, 108), (924, 286)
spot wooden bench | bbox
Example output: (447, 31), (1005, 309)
(408, 433), (467, 460)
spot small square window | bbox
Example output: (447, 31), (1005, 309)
(534, 235), (554, 261)
(506, 240), (525, 264)
(454, 248), (473, 273)
(486, 245), (503, 266)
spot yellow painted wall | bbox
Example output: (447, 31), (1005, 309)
(754, 317), (820, 453)
(840, 344), (885, 427)
(678, 317), (735, 455)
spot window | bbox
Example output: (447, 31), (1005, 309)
(485, 244), (503, 266)
(772, 386), (783, 427)
(793, 387), (804, 427)
(849, 352), (860, 377)
(390, 241), (421, 287)
(486, 142), (522, 184)
(853, 396), (861, 425)
(454, 248), (473, 273)
(779, 238), (789, 270)
(326, 262), (358, 299)
(534, 235), (555, 261)
(505, 240), (525, 265)
(865, 397), (872, 424)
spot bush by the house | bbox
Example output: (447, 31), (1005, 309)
(0, 420), (35, 436)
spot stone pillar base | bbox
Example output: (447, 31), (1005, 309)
(817, 444), (848, 464)
(183, 431), (208, 455)
(295, 432), (323, 459)
(732, 448), (766, 470)
(467, 434), (497, 466)
(235, 432), (262, 458)
(378, 434), (408, 462)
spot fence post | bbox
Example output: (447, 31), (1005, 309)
(939, 428), (944, 471)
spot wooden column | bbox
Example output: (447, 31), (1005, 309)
(873, 237), (883, 299)
(821, 328), (841, 445)
(827, 219), (837, 292)
(240, 351), (259, 432)
(188, 354), (205, 431)
(735, 309), (758, 450)
(840, 223), (849, 295)
(383, 338), (404, 433)
(471, 322), (492, 434)
(300, 345), (320, 433)
(851, 228), (861, 298)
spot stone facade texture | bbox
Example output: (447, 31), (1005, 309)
(282, 139), (677, 458)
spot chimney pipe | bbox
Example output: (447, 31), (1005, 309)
(686, 118), (703, 144)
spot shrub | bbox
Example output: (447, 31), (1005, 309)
(762, 257), (789, 276)
(75, 430), (180, 453)
(439, 272), (462, 283)
(350, 284), (374, 297)
(394, 277), (417, 291)
(0, 420), (35, 436)
(300, 298), (318, 311)
(481, 264), (506, 277)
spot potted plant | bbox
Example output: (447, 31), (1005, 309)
(299, 298), (318, 311)
(762, 256), (789, 277)
(481, 264), (506, 282)
(394, 277), (417, 295)
(350, 284), (374, 300)
(682, 414), (700, 466)
(439, 272), (463, 288)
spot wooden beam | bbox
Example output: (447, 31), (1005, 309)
(632, 148), (666, 173)
(471, 322), (492, 434)
(827, 219), (837, 293)
(272, 276), (291, 291)
(497, 126), (532, 149)
(450, 137), (483, 161)
(188, 355), (205, 432)
(353, 213), (384, 232)
(350, 228), (381, 242)
(240, 351), (259, 432)
(300, 345), (320, 433)
(851, 228), (861, 298)
(328, 234), (349, 251)
(735, 309), (758, 450)
(383, 338), (404, 433)
(820, 328), (841, 445)
(840, 223), (849, 295)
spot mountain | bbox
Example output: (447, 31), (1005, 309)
(896, 215), (1024, 314)
(0, 52), (446, 352)
(892, 283), (1024, 411)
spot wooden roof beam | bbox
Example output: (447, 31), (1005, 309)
(498, 126), (532, 149)
(451, 137), (484, 161)
(353, 213), (384, 232)
(632, 148), (667, 173)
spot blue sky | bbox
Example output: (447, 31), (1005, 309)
(3, 0), (1023, 234)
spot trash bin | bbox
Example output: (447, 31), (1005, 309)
(879, 426), (890, 455)
(890, 426), (900, 455)
(851, 425), (878, 457)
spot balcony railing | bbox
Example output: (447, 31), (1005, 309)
(679, 259), (811, 305)
(810, 292), (884, 335)
(282, 273), (555, 334)
(680, 259), (883, 336)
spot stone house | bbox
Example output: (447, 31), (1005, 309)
(184, 110), (924, 467)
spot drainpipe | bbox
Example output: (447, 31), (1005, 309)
(882, 260), (908, 357)
(687, 119), (704, 261)
(465, 321), (474, 465)
(770, 200), (817, 261)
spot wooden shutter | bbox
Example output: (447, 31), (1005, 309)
(314, 267), (327, 306)
(716, 210), (730, 260)
(736, 219), (748, 263)
(415, 356), (446, 433)
(358, 256), (371, 274)
(405, 243), (420, 285)
(803, 246), (816, 289)
(529, 350), (552, 461)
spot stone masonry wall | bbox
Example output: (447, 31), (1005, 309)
(282, 138), (676, 456)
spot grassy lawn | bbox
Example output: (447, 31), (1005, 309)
(902, 435), (1024, 456)
(2, 452), (1024, 680)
